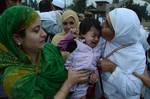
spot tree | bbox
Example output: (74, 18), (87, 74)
(143, 0), (150, 4)
(126, 0), (150, 21)
(68, 0), (87, 13)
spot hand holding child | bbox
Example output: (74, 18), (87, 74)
(97, 58), (116, 73)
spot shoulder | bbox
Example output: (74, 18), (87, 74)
(43, 43), (60, 53)
(42, 43), (64, 60)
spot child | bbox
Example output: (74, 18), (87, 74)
(59, 18), (101, 99)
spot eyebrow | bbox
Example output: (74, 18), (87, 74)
(63, 21), (75, 25)
(31, 25), (40, 31)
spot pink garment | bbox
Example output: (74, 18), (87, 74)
(57, 32), (74, 51)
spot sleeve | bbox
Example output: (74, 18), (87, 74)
(57, 32), (76, 52)
(107, 44), (146, 98)
(108, 67), (143, 97)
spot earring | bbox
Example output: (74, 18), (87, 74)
(17, 42), (21, 46)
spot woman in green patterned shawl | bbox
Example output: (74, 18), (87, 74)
(0, 5), (89, 99)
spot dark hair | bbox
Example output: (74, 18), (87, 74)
(0, 0), (6, 14)
(39, 0), (52, 12)
(79, 18), (101, 36)
(15, 29), (26, 38)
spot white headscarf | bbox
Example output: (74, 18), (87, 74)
(109, 8), (141, 45)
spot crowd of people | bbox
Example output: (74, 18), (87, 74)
(0, 0), (150, 99)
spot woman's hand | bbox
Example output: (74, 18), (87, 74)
(97, 58), (116, 73)
(133, 71), (150, 88)
(54, 68), (90, 99)
(69, 28), (79, 38)
(66, 68), (90, 86)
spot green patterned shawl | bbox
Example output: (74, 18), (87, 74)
(0, 6), (67, 99)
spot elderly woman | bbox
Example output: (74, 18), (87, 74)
(97, 8), (146, 99)
(0, 5), (89, 99)
(51, 9), (79, 61)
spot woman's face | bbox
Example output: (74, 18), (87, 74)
(82, 26), (101, 48)
(63, 17), (76, 33)
(101, 16), (115, 41)
(19, 17), (47, 53)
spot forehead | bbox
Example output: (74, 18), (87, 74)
(27, 16), (41, 28)
(87, 27), (100, 35)
(63, 16), (75, 22)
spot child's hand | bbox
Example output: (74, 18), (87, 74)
(89, 72), (99, 84)
(67, 68), (90, 86)
(69, 28), (79, 38)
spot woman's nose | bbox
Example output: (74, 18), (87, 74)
(67, 24), (72, 29)
(41, 29), (47, 37)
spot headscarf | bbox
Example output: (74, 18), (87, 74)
(101, 8), (146, 98)
(62, 9), (79, 30)
(0, 5), (67, 99)
(109, 8), (142, 45)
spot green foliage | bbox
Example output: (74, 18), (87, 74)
(143, 0), (150, 4)
(67, 0), (87, 13)
(126, 0), (150, 21)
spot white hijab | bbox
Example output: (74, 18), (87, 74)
(109, 8), (141, 45)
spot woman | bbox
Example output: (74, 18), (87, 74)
(0, 5), (89, 99)
(51, 9), (79, 60)
(97, 8), (146, 99)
